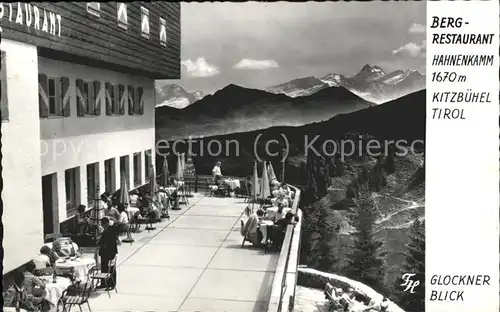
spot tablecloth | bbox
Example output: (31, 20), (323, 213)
(3, 308), (27, 312)
(38, 276), (72, 306)
(55, 257), (96, 284)
(126, 207), (140, 220)
(266, 207), (291, 221)
(259, 220), (274, 243)
(224, 179), (240, 190)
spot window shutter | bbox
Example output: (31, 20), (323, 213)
(61, 77), (70, 117)
(88, 82), (95, 115)
(94, 81), (101, 115)
(76, 79), (85, 117)
(119, 84), (125, 115)
(113, 84), (119, 114)
(105, 82), (112, 115)
(128, 85), (134, 115)
(38, 74), (49, 118)
(138, 87), (144, 114)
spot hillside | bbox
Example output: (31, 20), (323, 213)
(156, 84), (373, 140)
(160, 89), (425, 180)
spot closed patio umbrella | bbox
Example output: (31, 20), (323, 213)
(267, 161), (277, 182)
(119, 171), (130, 206)
(149, 165), (158, 198)
(260, 161), (271, 200)
(252, 161), (259, 200)
(162, 156), (169, 186)
(176, 153), (183, 180)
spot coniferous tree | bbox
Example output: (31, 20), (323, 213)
(334, 153), (344, 177)
(309, 205), (339, 272)
(345, 195), (387, 293)
(393, 219), (425, 312)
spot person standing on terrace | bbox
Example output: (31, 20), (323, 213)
(212, 161), (223, 184)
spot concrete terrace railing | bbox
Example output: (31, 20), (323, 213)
(267, 185), (302, 312)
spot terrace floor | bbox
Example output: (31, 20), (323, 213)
(85, 194), (278, 312)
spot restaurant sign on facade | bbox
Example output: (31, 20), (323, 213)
(0, 2), (62, 37)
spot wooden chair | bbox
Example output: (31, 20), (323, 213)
(60, 276), (94, 312)
(205, 179), (217, 196)
(178, 185), (189, 205)
(89, 256), (118, 298)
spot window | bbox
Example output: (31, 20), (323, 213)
(141, 6), (150, 39)
(104, 158), (116, 193)
(128, 86), (144, 115)
(86, 162), (99, 205)
(159, 18), (167, 47)
(65, 167), (81, 216)
(87, 2), (100, 17)
(39, 75), (70, 118)
(77, 79), (97, 116)
(120, 155), (130, 187)
(1, 50), (8, 121)
(133, 152), (142, 187)
(144, 149), (152, 181)
(48, 78), (60, 115)
(105, 83), (119, 115)
(117, 3), (128, 30)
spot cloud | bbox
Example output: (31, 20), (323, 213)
(408, 23), (425, 34)
(233, 58), (280, 70)
(181, 57), (220, 77)
(393, 40), (426, 58)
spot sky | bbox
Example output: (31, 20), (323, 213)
(157, 2), (426, 94)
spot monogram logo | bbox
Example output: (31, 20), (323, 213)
(400, 273), (420, 293)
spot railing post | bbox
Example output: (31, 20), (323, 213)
(195, 175), (198, 193)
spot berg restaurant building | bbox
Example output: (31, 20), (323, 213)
(1, 2), (180, 273)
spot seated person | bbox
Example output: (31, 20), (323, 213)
(241, 209), (265, 246)
(39, 246), (58, 267)
(106, 203), (121, 225)
(75, 204), (89, 234)
(4, 270), (44, 312)
(115, 204), (130, 233)
(100, 192), (112, 207)
(24, 261), (48, 303)
(273, 203), (286, 222)
(268, 212), (295, 249)
(129, 190), (139, 207)
(52, 237), (77, 257)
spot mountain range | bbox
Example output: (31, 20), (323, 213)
(155, 64), (425, 109)
(267, 64), (425, 103)
(156, 84), (374, 140)
(156, 84), (205, 109)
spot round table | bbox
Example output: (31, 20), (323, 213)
(126, 207), (140, 220)
(224, 179), (241, 190)
(55, 257), (96, 284)
(38, 276), (72, 306)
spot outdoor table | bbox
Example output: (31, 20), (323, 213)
(55, 257), (96, 284)
(3, 308), (27, 312)
(259, 220), (274, 243)
(266, 207), (292, 221)
(38, 275), (72, 307)
(126, 207), (140, 220)
(224, 179), (240, 190)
